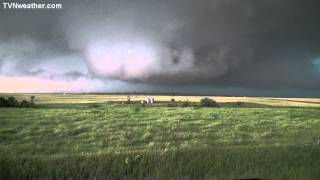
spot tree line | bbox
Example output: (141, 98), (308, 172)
(0, 96), (35, 107)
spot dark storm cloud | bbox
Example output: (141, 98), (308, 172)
(58, 0), (320, 90)
(1, 0), (320, 94)
(0, 1), (82, 78)
(0, 36), (83, 78)
(61, 0), (256, 82)
(0, 59), (3, 73)
(62, 71), (91, 80)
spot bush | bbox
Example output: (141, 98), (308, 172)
(0, 97), (34, 108)
(0, 97), (7, 107)
(180, 101), (190, 107)
(30, 96), (36, 106)
(20, 100), (31, 107)
(167, 102), (177, 107)
(200, 98), (219, 107)
(6, 97), (19, 107)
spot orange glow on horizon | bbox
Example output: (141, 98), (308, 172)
(0, 76), (77, 93)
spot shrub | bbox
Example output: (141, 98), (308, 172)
(20, 100), (31, 107)
(0, 97), (7, 107)
(30, 96), (36, 106)
(6, 97), (19, 107)
(200, 98), (219, 107)
(235, 101), (243, 106)
(180, 101), (190, 107)
(167, 102), (177, 107)
(0, 97), (34, 108)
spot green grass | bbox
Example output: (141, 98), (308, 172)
(1, 146), (319, 180)
(1, 95), (320, 179)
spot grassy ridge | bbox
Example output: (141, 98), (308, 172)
(1, 95), (320, 179)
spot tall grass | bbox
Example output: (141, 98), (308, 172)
(1, 146), (319, 180)
(1, 95), (320, 179)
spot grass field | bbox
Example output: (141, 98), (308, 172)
(0, 94), (320, 179)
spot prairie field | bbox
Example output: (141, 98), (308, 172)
(0, 94), (320, 179)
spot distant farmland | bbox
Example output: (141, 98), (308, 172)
(0, 94), (320, 179)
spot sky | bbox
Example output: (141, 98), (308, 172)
(0, 0), (320, 97)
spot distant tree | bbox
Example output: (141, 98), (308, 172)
(167, 102), (177, 107)
(200, 98), (219, 107)
(30, 96), (35, 106)
(0, 97), (7, 107)
(235, 101), (243, 106)
(6, 97), (19, 107)
(20, 100), (31, 107)
(180, 101), (190, 107)
(125, 95), (130, 103)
